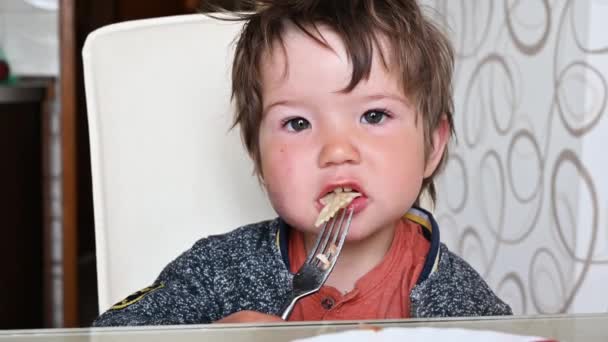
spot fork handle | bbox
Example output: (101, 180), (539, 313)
(280, 295), (297, 320)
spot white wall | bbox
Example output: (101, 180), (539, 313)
(0, 0), (58, 75)
(421, 0), (608, 315)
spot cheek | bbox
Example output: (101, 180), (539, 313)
(260, 142), (316, 225)
(260, 142), (301, 212)
(262, 144), (293, 180)
(377, 133), (426, 193)
(381, 130), (425, 164)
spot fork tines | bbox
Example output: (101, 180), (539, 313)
(306, 207), (354, 269)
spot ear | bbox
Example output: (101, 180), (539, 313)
(423, 115), (450, 178)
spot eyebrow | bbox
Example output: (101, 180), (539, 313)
(263, 93), (411, 114)
(263, 100), (300, 114)
(362, 93), (411, 107)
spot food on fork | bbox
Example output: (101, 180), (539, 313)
(316, 253), (331, 270)
(315, 187), (361, 227)
(327, 243), (338, 257)
(313, 188), (360, 270)
(316, 242), (340, 270)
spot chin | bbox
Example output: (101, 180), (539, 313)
(342, 223), (380, 242)
(344, 216), (400, 242)
(343, 232), (372, 242)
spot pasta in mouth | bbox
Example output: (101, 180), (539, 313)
(314, 189), (361, 227)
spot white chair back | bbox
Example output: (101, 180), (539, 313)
(82, 14), (276, 313)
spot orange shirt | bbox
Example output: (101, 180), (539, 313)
(287, 218), (430, 321)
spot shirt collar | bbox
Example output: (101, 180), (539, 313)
(275, 206), (442, 283)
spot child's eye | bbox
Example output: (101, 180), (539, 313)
(283, 117), (311, 132)
(360, 109), (389, 125)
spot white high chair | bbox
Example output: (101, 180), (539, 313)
(82, 14), (276, 313)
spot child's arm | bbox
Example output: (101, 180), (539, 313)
(93, 239), (222, 326)
(93, 222), (291, 326)
(92, 279), (218, 326)
(410, 244), (513, 317)
(93, 276), (283, 326)
(214, 310), (283, 323)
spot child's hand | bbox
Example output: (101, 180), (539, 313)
(214, 310), (284, 323)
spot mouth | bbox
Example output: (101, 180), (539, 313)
(313, 182), (367, 227)
(316, 182), (367, 207)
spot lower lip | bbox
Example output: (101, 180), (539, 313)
(346, 196), (367, 215)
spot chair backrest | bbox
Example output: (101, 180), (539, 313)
(82, 14), (276, 313)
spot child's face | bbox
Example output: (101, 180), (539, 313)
(258, 25), (447, 241)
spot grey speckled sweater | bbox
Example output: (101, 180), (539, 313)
(93, 207), (512, 326)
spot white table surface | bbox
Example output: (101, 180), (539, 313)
(1, 314), (606, 342)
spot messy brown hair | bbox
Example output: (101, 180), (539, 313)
(218, 0), (454, 206)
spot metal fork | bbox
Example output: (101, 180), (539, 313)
(280, 207), (354, 320)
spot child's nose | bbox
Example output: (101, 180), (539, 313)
(318, 134), (361, 168)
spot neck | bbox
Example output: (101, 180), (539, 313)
(303, 221), (397, 294)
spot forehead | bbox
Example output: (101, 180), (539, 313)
(259, 23), (402, 97)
